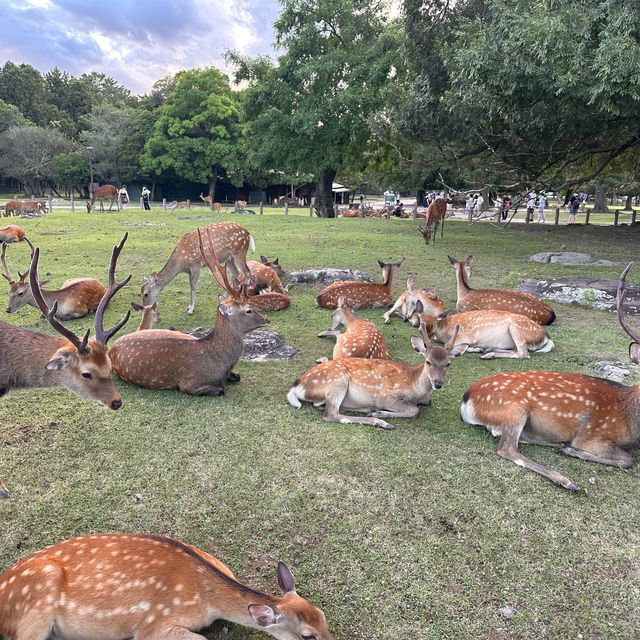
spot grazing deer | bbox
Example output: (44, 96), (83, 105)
(3, 200), (46, 217)
(199, 192), (213, 208)
(169, 200), (190, 210)
(0, 225), (31, 246)
(318, 295), (390, 360)
(616, 261), (640, 364)
(418, 198), (447, 244)
(420, 308), (554, 358)
(0, 533), (335, 640)
(86, 185), (119, 213)
(288, 325), (459, 429)
(130, 301), (160, 330)
(316, 259), (404, 310)
(113, 228), (267, 395)
(213, 202), (222, 211)
(449, 255), (556, 325)
(2, 243), (106, 320)
(0, 235), (130, 409)
(383, 276), (445, 325)
(141, 222), (255, 314)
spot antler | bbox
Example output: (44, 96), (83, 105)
(29, 247), (90, 353)
(94, 233), (132, 345)
(616, 262), (640, 345)
(197, 227), (242, 300)
(1, 243), (13, 283)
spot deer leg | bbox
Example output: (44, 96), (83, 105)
(561, 438), (634, 469)
(368, 402), (420, 419)
(323, 384), (395, 430)
(15, 615), (54, 640)
(318, 330), (339, 339)
(187, 268), (200, 314)
(440, 216), (444, 239)
(481, 327), (529, 359)
(382, 297), (405, 323)
(136, 627), (206, 640)
(496, 416), (582, 491)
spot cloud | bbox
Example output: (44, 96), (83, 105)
(0, 0), (280, 93)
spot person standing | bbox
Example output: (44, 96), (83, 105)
(502, 195), (511, 220)
(118, 184), (129, 210)
(475, 193), (484, 216)
(465, 195), (474, 218)
(537, 193), (547, 223)
(526, 194), (536, 222)
(141, 186), (151, 211)
(568, 194), (579, 223)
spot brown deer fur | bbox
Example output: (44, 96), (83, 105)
(418, 198), (447, 244)
(0, 225), (27, 244)
(383, 276), (445, 325)
(86, 185), (119, 213)
(130, 302), (160, 331)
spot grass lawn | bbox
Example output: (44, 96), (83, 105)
(1, 208), (639, 639)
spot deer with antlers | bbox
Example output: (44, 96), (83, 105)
(113, 228), (267, 395)
(316, 259), (403, 310)
(2, 243), (107, 320)
(383, 276), (445, 326)
(288, 325), (459, 429)
(0, 532), (335, 640)
(418, 198), (447, 244)
(130, 301), (160, 331)
(449, 255), (556, 325)
(141, 222), (255, 315)
(318, 295), (390, 360)
(86, 185), (119, 213)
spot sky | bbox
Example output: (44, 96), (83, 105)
(0, 0), (281, 94)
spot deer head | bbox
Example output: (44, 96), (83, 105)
(616, 262), (640, 364)
(131, 301), (160, 325)
(140, 273), (161, 305)
(260, 255), (285, 277)
(410, 322), (460, 390)
(327, 295), (353, 331)
(2, 241), (41, 313)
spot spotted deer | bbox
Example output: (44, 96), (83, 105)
(418, 198), (447, 244)
(130, 301), (160, 330)
(318, 295), (390, 360)
(2, 243), (107, 320)
(248, 258), (285, 294)
(316, 260), (403, 310)
(0, 533), (335, 640)
(86, 185), (119, 212)
(383, 276), (445, 325)
(420, 308), (554, 359)
(141, 222), (255, 314)
(199, 192), (213, 208)
(449, 255), (556, 325)
(0, 225), (32, 246)
(288, 325), (459, 429)
(112, 228), (267, 395)
(616, 261), (640, 364)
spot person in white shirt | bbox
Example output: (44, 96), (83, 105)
(537, 193), (547, 223)
(527, 194), (536, 222)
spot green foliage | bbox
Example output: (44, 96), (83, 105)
(50, 151), (90, 191)
(0, 98), (28, 134)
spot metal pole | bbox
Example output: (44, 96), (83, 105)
(585, 208), (591, 225)
(187, 199), (191, 210)
(614, 210), (620, 226)
(162, 198), (166, 211)
(71, 193), (75, 213)
(284, 202), (289, 216)
(554, 206), (560, 225)
(259, 202), (264, 215)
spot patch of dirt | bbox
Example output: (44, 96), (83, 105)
(182, 328), (297, 360)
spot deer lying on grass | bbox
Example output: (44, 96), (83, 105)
(86, 185), (119, 213)
(449, 255), (556, 325)
(248, 257), (286, 294)
(316, 259), (403, 309)
(2, 243), (106, 320)
(113, 228), (267, 395)
(418, 198), (447, 244)
(419, 307), (554, 358)
(288, 325), (459, 429)
(169, 200), (190, 209)
(141, 222), (255, 314)
(0, 533), (335, 640)
(318, 295), (390, 360)
(383, 276), (445, 325)
(4, 200), (46, 217)
(0, 225), (32, 246)
(616, 261), (640, 364)
(130, 301), (160, 330)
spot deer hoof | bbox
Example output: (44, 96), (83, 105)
(378, 421), (395, 430)
(315, 357), (329, 363)
(187, 308), (195, 315)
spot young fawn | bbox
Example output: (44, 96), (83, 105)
(449, 255), (556, 325)
(141, 222), (255, 314)
(383, 276), (445, 325)
(130, 301), (160, 330)
(0, 533), (335, 640)
(111, 228), (268, 395)
(247, 256), (286, 294)
(288, 325), (459, 429)
(316, 259), (403, 309)
(318, 295), (390, 360)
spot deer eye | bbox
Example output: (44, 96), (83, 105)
(81, 372), (93, 379)
(246, 309), (253, 314)
(17, 292), (24, 297)
(302, 635), (316, 640)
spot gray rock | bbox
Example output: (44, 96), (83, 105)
(517, 277), (640, 312)
(497, 606), (515, 619)
(289, 268), (373, 285)
(593, 360), (631, 383)
(123, 222), (167, 227)
(183, 328), (297, 361)
(529, 251), (617, 266)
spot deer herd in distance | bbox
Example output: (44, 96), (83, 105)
(0, 207), (639, 639)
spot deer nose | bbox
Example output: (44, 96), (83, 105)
(433, 380), (443, 390)
(111, 399), (122, 410)
(5, 306), (12, 313)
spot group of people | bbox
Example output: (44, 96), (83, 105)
(115, 185), (151, 210)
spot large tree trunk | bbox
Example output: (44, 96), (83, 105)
(209, 173), (217, 201)
(593, 183), (608, 212)
(315, 168), (336, 218)
(624, 194), (633, 211)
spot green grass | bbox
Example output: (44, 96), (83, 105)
(1, 209), (640, 639)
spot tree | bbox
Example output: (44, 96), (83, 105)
(0, 98), (27, 134)
(51, 151), (90, 196)
(141, 68), (241, 198)
(229, 0), (401, 217)
(0, 62), (50, 126)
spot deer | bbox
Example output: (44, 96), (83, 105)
(616, 261), (640, 364)
(288, 324), (459, 429)
(112, 227), (268, 395)
(2, 243), (107, 320)
(248, 259), (286, 294)
(0, 532), (335, 640)
(213, 202), (222, 211)
(169, 200), (190, 209)
(199, 192), (213, 208)
(0, 225), (32, 247)
(316, 259), (404, 310)
(419, 306), (554, 359)
(130, 301), (160, 330)
(86, 185), (119, 213)
(0, 235), (130, 410)
(318, 295), (390, 360)
(418, 198), (447, 244)
(3, 200), (45, 217)
(141, 222), (255, 315)
(341, 209), (360, 218)
(449, 255), (556, 325)
(383, 276), (445, 325)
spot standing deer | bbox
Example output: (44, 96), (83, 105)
(2, 243), (106, 320)
(130, 301), (160, 330)
(616, 261), (640, 364)
(418, 198), (447, 244)
(141, 222), (255, 314)
(0, 225), (32, 247)
(318, 295), (390, 360)
(199, 192), (213, 208)
(0, 533), (335, 640)
(316, 259), (404, 309)
(113, 228), (267, 395)
(288, 325), (459, 429)
(449, 255), (556, 325)
(383, 276), (445, 325)
(86, 185), (119, 213)
(419, 307), (554, 359)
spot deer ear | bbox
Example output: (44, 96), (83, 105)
(437, 309), (451, 320)
(410, 335), (427, 354)
(260, 255), (268, 263)
(630, 343), (640, 365)
(131, 302), (143, 312)
(218, 303), (231, 316)
(465, 256), (474, 268)
(377, 260), (385, 268)
(447, 255), (457, 266)
(406, 276), (414, 292)
(45, 351), (73, 371)
(273, 258), (279, 265)
(276, 561), (296, 593)
(449, 342), (469, 357)
(414, 299), (424, 314)
(337, 295), (345, 308)
(248, 604), (279, 627)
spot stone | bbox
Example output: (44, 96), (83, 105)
(497, 606), (515, 619)
(124, 222), (167, 227)
(289, 268), (373, 285)
(593, 360), (632, 383)
(528, 251), (617, 266)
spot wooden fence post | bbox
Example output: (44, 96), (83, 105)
(48, 194), (52, 214)
(614, 210), (620, 226)
(70, 193), (75, 213)
(187, 199), (191, 210)
(285, 202), (289, 216)
(162, 198), (166, 211)
(140, 197), (144, 210)
(632, 209), (637, 225)
(554, 206), (560, 225)
(259, 202), (264, 215)
(412, 203), (417, 220)
(585, 208), (591, 225)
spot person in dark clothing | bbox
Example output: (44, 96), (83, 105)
(141, 186), (151, 211)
